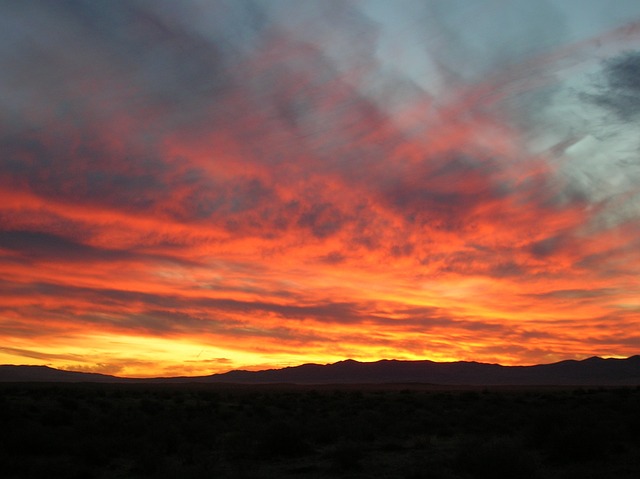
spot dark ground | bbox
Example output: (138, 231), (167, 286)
(1, 383), (639, 478)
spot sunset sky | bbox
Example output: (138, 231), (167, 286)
(2, 1), (640, 378)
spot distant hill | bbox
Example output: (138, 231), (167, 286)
(0, 365), (126, 383)
(2, 356), (639, 385)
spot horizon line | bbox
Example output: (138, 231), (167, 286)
(2, 353), (638, 380)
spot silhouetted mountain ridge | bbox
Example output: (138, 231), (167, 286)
(2, 355), (639, 385)
(0, 365), (124, 383)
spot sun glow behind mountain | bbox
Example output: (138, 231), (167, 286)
(1, 1), (640, 377)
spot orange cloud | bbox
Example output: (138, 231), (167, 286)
(1, 2), (640, 376)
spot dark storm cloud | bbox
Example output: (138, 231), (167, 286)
(584, 51), (640, 121)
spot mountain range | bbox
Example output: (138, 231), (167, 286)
(1, 356), (639, 386)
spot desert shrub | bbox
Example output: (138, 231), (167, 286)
(139, 397), (164, 416)
(401, 452), (456, 479)
(545, 421), (609, 464)
(2, 384), (640, 478)
(257, 419), (312, 457)
(455, 436), (540, 479)
(218, 430), (255, 462)
(327, 440), (365, 471)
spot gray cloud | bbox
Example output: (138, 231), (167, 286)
(0, 279), (364, 325)
(527, 288), (619, 300)
(584, 51), (640, 122)
(0, 346), (85, 362)
(0, 230), (195, 266)
(529, 234), (567, 259)
(0, 0), (579, 250)
(0, 230), (133, 262)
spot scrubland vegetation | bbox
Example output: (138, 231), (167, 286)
(1, 383), (639, 478)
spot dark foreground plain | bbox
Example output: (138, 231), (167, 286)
(1, 383), (639, 479)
